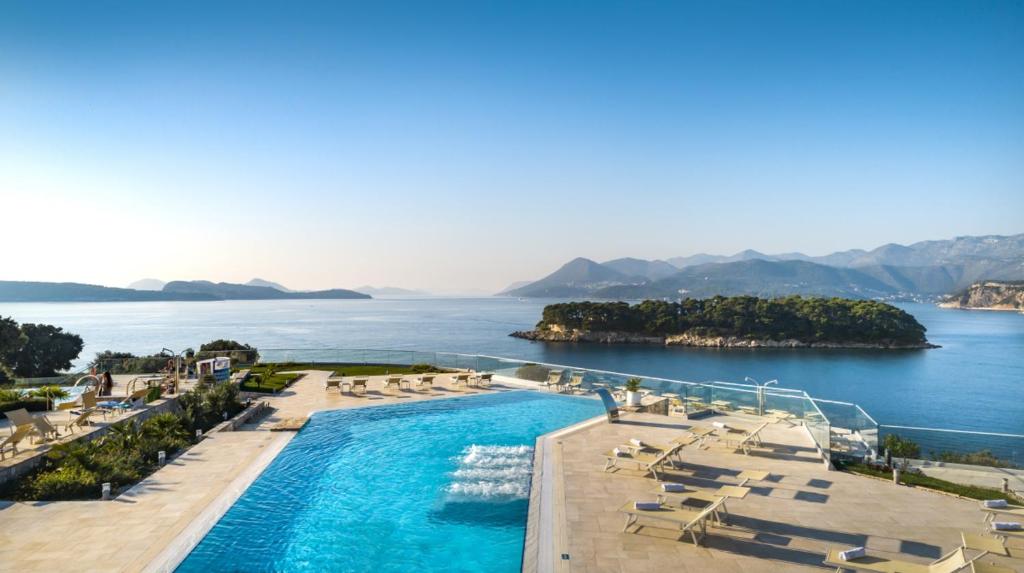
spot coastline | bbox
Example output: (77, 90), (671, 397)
(510, 329), (939, 349)
(938, 302), (1023, 313)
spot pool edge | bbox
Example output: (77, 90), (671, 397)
(141, 432), (295, 573)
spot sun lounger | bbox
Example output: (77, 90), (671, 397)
(653, 482), (748, 525)
(980, 501), (1024, 523)
(450, 373), (471, 389)
(625, 435), (698, 464)
(969, 562), (1016, 573)
(544, 371), (564, 392)
(686, 425), (717, 447)
(619, 497), (725, 545)
(64, 409), (96, 433)
(823, 545), (969, 573)
(0, 423), (34, 459)
(476, 373), (492, 387)
(6, 408), (60, 442)
(603, 443), (683, 480)
(415, 375), (435, 391)
(566, 373), (584, 394)
(351, 378), (368, 396)
(719, 421), (769, 454)
(383, 376), (403, 392)
(325, 378), (341, 391)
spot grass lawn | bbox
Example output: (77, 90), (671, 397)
(838, 461), (1021, 503)
(240, 372), (301, 393)
(247, 362), (450, 378)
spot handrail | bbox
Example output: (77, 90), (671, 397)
(879, 424), (1024, 439)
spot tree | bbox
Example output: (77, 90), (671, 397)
(883, 434), (921, 470)
(5, 323), (84, 377)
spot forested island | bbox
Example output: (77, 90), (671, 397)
(511, 296), (935, 349)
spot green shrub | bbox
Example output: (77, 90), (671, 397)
(0, 388), (23, 402)
(30, 464), (100, 500)
(0, 397), (49, 417)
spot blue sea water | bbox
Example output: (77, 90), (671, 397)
(0, 298), (1021, 433)
(174, 391), (605, 573)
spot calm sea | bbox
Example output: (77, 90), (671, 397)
(0, 298), (1021, 434)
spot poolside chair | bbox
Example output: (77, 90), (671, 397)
(566, 373), (585, 394)
(823, 545), (969, 573)
(603, 443), (682, 480)
(625, 435), (698, 465)
(0, 423), (34, 460)
(718, 421), (769, 454)
(6, 408), (60, 442)
(383, 376), (403, 392)
(325, 378), (341, 392)
(64, 408), (97, 433)
(415, 374), (435, 391)
(473, 373), (493, 388)
(450, 373), (471, 389)
(619, 497), (725, 545)
(653, 482), (747, 525)
(980, 501), (1024, 523)
(351, 378), (368, 396)
(544, 371), (564, 392)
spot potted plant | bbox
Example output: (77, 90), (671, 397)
(624, 377), (643, 406)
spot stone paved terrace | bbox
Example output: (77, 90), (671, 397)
(542, 411), (1023, 572)
(2, 369), (1021, 572)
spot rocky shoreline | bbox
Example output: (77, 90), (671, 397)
(510, 329), (939, 349)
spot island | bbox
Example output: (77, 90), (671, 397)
(0, 280), (371, 302)
(940, 281), (1024, 312)
(511, 296), (936, 349)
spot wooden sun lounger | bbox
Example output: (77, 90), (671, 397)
(5, 408), (60, 442)
(450, 373), (471, 389)
(619, 497), (726, 545)
(383, 376), (403, 392)
(325, 378), (341, 391)
(544, 371), (565, 392)
(415, 375), (435, 391)
(64, 409), (96, 433)
(351, 378), (368, 396)
(0, 423), (34, 459)
(980, 501), (1024, 523)
(603, 443), (683, 480)
(472, 373), (493, 387)
(717, 421), (769, 454)
(823, 546), (969, 573)
(653, 483), (749, 525)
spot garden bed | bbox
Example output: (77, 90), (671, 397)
(0, 383), (245, 501)
(836, 461), (1022, 503)
(239, 362), (450, 393)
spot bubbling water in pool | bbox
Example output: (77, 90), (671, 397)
(447, 444), (534, 501)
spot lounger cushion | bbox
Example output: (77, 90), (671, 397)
(635, 501), (660, 511)
(993, 522), (1022, 531)
(630, 438), (645, 447)
(839, 547), (867, 561)
(985, 499), (1009, 508)
(662, 483), (686, 492)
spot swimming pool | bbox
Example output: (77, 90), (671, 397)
(176, 390), (605, 572)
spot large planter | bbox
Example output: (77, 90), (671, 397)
(625, 390), (643, 406)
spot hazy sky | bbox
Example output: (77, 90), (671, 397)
(2, 1), (1022, 293)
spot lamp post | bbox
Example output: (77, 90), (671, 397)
(747, 377), (779, 416)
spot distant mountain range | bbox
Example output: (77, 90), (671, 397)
(354, 285), (428, 296)
(502, 233), (1024, 300)
(0, 279), (371, 302)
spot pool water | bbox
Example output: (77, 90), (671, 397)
(176, 391), (605, 573)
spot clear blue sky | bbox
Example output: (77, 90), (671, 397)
(2, 1), (1021, 292)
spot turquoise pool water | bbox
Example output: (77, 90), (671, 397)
(175, 391), (604, 572)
